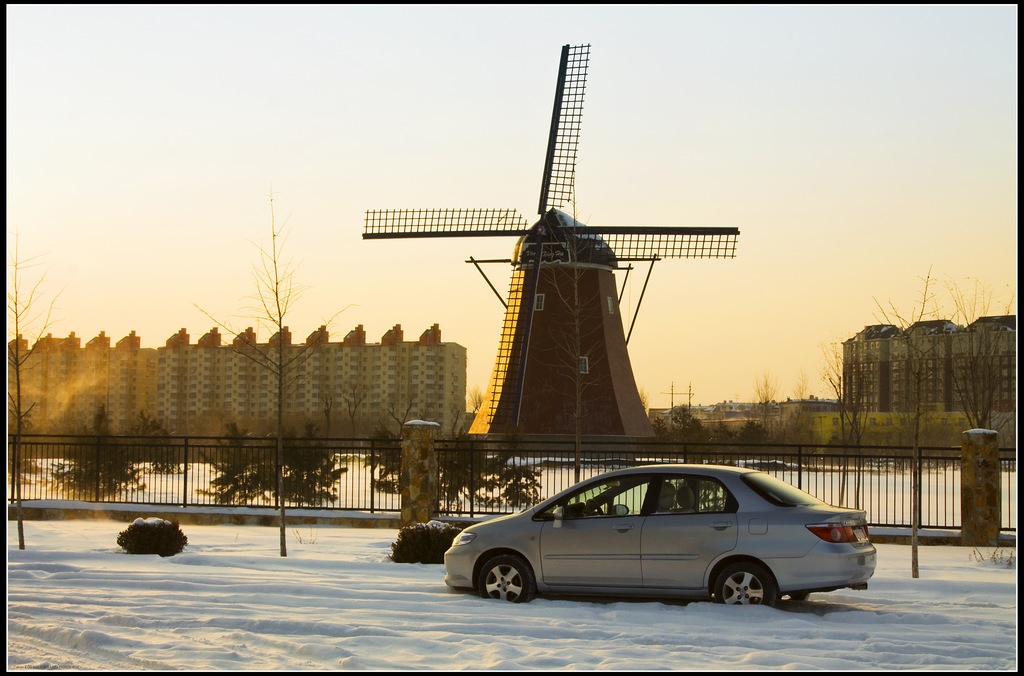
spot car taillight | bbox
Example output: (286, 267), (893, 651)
(806, 523), (868, 543)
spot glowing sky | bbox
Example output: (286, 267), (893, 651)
(7, 4), (1017, 409)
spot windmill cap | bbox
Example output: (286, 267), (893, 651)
(513, 209), (617, 268)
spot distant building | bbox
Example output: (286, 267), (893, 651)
(8, 331), (157, 433)
(842, 315), (1015, 444)
(778, 395), (839, 426)
(9, 324), (467, 436)
(649, 401), (775, 436)
(843, 316), (1016, 416)
(646, 311), (1016, 447)
(155, 322), (467, 436)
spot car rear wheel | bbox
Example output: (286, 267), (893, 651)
(478, 554), (536, 603)
(715, 562), (778, 607)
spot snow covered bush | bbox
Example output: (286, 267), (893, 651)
(389, 521), (463, 564)
(116, 517), (188, 557)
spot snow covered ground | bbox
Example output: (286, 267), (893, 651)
(7, 519), (1017, 670)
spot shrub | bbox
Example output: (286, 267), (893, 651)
(116, 518), (188, 557)
(389, 521), (463, 564)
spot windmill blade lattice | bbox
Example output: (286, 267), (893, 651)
(363, 208), (530, 239)
(585, 226), (740, 261)
(538, 44), (589, 215)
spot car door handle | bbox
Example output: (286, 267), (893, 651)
(612, 524), (634, 532)
(711, 522), (732, 531)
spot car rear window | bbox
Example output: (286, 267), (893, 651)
(742, 472), (825, 507)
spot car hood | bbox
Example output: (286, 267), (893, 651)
(465, 507), (538, 533)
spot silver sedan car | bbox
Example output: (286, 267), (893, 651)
(444, 464), (876, 606)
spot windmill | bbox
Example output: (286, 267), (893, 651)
(363, 44), (739, 438)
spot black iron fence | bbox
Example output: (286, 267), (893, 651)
(7, 434), (1017, 533)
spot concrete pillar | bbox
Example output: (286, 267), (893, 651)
(400, 420), (440, 527)
(960, 429), (1001, 546)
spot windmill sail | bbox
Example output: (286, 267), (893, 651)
(538, 44), (590, 215)
(363, 209), (529, 238)
(362, 44), (740, 438)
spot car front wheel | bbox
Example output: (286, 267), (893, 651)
(715, 562), (778, 607)
(478, 554), (536, 603)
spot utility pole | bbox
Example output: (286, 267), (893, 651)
(662, 382), (695, 413)
(662, 382), (677, 409)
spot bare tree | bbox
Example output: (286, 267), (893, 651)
(637, 386), (649, 412)
(320, 393), (334, 438)
(874, 268), (941, 579)
(752, 370), (779, 434)
(820, 340), (870, 447)
(383, 392), (417, 438)
(945, 277), (1016, 435)
(791, 369), (810, 401)
(340, 379), (370, 437)
(7, 233), (63, 550)
(447, 400), (467, 439)
(538, 210), (610, 483)
(548, 274), (602, 482)
(819, 339), (869, 508)
(196, 192), (347, 557)
(468, 384), (486, 417)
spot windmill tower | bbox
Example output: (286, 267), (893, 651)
(364, 44), (739, 438)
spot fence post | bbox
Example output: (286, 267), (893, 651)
(181, 437), (190, 508)
(94, 436), (103, 502)
(960, 429), (1000, 546)
(400, 420), (440, 527)
(797, 444), (804, 490)
(469, 439), (476, 519)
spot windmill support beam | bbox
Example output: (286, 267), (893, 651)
(616, 264), (634, 305)
(467, 257), (508, 309)
(510, 230), (546, 426)
(625, 257), (659, 345)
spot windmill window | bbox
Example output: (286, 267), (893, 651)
(534, 294), (545, 311)
(607, 296), (615, 314)
(579, 356), (589, 374)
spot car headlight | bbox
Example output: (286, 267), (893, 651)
(452, 532), (477, 546)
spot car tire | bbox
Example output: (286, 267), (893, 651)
(714, 562), (778, 607)
(478, 554), (536, 603)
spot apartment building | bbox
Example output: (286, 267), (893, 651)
(9, 323), (467, 436)
(155, 323), (466, 436)
(842, 315), (1016, 418)
(8, 331), (157, 433)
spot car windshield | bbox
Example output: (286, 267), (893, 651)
(742, 472), (825, 507)
(538, 475), (650, 519)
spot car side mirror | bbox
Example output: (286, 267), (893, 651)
(552, 505), (564, 528)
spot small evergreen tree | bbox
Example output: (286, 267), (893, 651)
(369, 425), (401, 494)
(128, 411), (179, 474)
(437, 434), (478, 513)
(199, 423), (276, 504)
(51, 406), (145, 499)
(477, 428), (542, 510)
(281, 425), (347, 507)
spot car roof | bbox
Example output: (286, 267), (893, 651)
(599, 463), (756, 477)
(533, 463), (760, 511)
